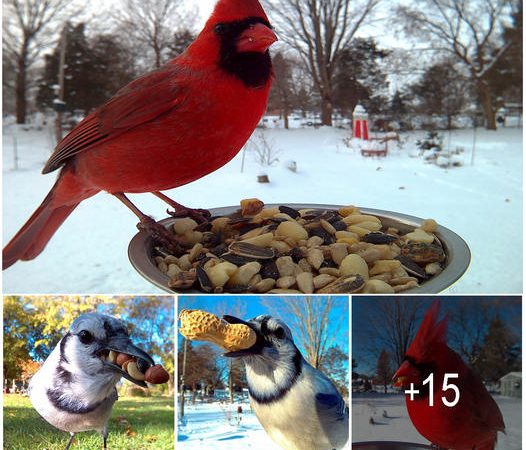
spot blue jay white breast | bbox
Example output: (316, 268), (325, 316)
(222, 314), (349, 450)
(28, 312), (154, 447)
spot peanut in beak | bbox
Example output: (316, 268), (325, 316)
(179, 309), (257, 351)
(108, 350), (168, 384)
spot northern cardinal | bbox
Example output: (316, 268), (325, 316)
(3, 0), (277, 270)
(393, 302), (505, 450)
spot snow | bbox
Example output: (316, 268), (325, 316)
(177, 398), (350, 449)
(352, 393), (521, 449)
(177, 399), (281, 449)
(2, 124), (522, 293)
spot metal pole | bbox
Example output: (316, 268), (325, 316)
(13, 124), (19, 170)
(240, 144), (247, 173)
(229, 358), (233, 404)
(471, 123), (477, 167)
(179, 338), (188, 418)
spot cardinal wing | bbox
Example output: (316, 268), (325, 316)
(463, 369), (505, 433)
(42, 64), (186, 174)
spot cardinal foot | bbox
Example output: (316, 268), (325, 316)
(167, 207), (211, 224)
(138, 216), (183, 254)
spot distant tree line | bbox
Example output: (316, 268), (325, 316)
(3, 0), (521, 130)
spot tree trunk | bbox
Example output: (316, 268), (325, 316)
(154, 41), (162, 69)
(179, 385), (185, 417)
(283, 108), (289, 129)
(15, 42), (29, 125)
(321, 96), (333, 126)
(478, 81), (496, 130)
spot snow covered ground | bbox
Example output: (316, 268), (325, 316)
(177, 398), (350, 449)
(2, 124), (522, 293)
(352, 393), (521, 449)
(178, 400), (281, 449)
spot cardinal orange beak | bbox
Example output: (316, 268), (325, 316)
(237, 23), (278, 53)
(392, 360), (421, 388)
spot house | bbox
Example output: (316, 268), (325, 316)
(499, 372), (521, 398)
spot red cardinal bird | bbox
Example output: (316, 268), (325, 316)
(3, 0), (277, 270)
(393, 302), (505, 450)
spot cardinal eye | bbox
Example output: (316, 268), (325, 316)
(214, 23), (226, 34)
(78, 330), (94, 345)
(274, 327), (285, 340)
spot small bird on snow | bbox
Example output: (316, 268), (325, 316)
(222, 314), (349, 450)
(29, 313), (155, 449)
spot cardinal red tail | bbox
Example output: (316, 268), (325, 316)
(3, 196), (79, 270)
(3, 171), (95, 270)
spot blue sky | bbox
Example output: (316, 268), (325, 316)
(352, 296), (522, 375)
(178, 295), (350, 357)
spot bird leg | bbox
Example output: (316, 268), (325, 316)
(113, 193), (184, 254)
(64, 432), (76, 450)
(152, 191), (211, 224)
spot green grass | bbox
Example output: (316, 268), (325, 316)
(3, 394), (174, 450)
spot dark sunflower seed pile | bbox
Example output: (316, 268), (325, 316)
(153, 199), (446, 294)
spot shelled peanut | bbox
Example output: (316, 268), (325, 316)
(152, 199), (446, 294)
(108, 351), (169, 384)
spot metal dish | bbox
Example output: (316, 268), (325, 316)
(353, 442), (431, 449)
(128, 204), (470, 294)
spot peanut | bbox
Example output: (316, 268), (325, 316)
(145, 365), (170, 384)
(126, 361), (145, 381)
(179, 309), (256, 351)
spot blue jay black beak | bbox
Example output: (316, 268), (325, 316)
(103, 335), (155, 388)
(222, 315), (261, 358)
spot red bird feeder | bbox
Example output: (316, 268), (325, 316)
(353, 105), (369, 140)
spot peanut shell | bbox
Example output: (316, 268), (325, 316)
(179, 309), (256, 351)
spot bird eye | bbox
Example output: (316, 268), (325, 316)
(274, 327), (285, 339)
(214, 23), (226, 34)
(78, 330), (94, 345)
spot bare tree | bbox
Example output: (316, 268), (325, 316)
(397, 0), (515, 130)
(112, 0), (196, 69)
(375, 349), (392, 394)
(262, 296), (348, 369)
(265, 0), (380, 126)
(268, 52), (294, 128)
(290, 63), (316, 117)
(3, 0), (82, 123)
(447, 298), (493, 365)
(249, 130), (281, 168)
(362, 298), (423, 368)
(178, 341), (224, 403)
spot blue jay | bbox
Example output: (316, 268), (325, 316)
(222, 314), (349, 450)
(28, 313), (154, 450)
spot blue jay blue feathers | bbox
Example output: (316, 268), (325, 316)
(28, 313), (154, 450)
(223, 314), (349, 450)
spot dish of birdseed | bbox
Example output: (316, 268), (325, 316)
(147, 199), (448, 294)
